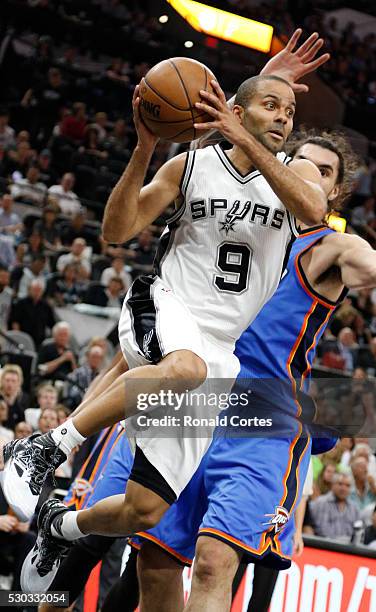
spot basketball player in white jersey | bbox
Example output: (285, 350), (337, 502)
(1, 35), (328, 546)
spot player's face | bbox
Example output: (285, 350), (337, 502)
(293, 143), (340, 202)
(239, 81), (295, 154)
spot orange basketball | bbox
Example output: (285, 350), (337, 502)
(138, 57), (217, 143)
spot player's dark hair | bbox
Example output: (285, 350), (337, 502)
(287, 128), (360, 211)
(234, 75), (292, 109)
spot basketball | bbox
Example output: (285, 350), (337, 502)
(138, 57), (217, 143)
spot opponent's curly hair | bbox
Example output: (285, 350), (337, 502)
(286, 127), (360, 211)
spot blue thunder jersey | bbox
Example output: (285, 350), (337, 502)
(234, 224), (346, 425)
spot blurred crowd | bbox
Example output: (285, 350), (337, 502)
(1, 0), (376, 598)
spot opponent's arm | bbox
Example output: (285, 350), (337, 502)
(102, 85), (185, 243)
(333, 234), (376, 289)
(195, 82), (327, 225)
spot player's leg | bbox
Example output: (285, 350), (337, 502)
(101, 547), (139, 612)
(137, 542), (184, 612)
(1, 347), (206, 522)
(185, 536), (241, 612)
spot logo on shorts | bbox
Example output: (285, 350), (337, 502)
(72, 478), (94, 498)
(143, 330), (154, 359)
(263, 506), (290, 533)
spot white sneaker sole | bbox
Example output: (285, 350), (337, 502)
(2, 457), (38, 522)
(20, 535), (60, 593)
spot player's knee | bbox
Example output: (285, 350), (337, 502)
(159, 351), (207, 390)
(193, 538), (235, 587)
(122, 494), (166, 532)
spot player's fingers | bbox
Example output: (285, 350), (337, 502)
(210, 80), (227, 104)
(284, 28), (302, 52)
(132, 84), (140, 104)
(194, 121), (217, 130)
(291, 83), (309, 93)
(301, 53), (330, 74)
(295, 31), (319, 57)
(195, 101), (219, 118)
(301, 38), (324, 63)
(199, 90), (222, 110)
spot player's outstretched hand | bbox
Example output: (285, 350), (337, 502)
(132, 84), (159, 151)
(194, 81), (247, 145)
(261, 28), (330, 93)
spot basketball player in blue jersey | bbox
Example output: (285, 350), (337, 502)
(1, 31), (329, 539)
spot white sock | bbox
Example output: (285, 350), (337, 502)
(51, 510), (85, 541)
(51, 420), (86, 456)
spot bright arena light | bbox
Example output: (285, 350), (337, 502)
(159, 14), (169, 23)
(184, 40), (194, 47)
(166, 0), (273, 52)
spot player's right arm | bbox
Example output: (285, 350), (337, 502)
(102, 85), (186, 244)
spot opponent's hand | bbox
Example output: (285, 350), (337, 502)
(261, 29), (330, 93)
(0, 515), (18, 533)
(293, 530), (304, 556)
(194, 81), (248, 145)
(132, 84), (159, 151)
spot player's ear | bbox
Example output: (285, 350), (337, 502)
(232, 105), (244, 123)
(328, 184), (340, 202)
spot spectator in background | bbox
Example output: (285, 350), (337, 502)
(127, 227), (155, 274)
(48, 173), (81, 216)
(65, 345), (104, 409)
(37, 149), (58, 186)
(60, 210), (99, 251)
(37, 321), (76, 382)
(24, 383), (58, 431)
(364, 505), (376, 546)
(312, 461), (337, 500)
(85, 276), (124, 308)
(57, 405), (71, 425)
(356, 337), (376, 376)
(9, 278), (55, 348)
(79, 126), (108, 161)
(100, 256), (132, 292)
(34, 204), (62, 251)
(60, 102), (87, 144)
(21, 67), (67, 142)
(14, 421), (33, 439)
(91, 112), (108, 143)
(20, 232), (46, 266)
(310, 473), (360, 541)
(52, 263), (84, 306)
(350, 456), (376, 510)
(0, 194), (23, 235)
(57, 237), (91, 277)
(0, 364), (29, 430)
(17, 254), (46, 299)
(35, 407), (59, 435)
(0, 267), (12, 331)
(0, 397), (14, 444)
(0, 108), (15, 151)
(351, 196), (376, 231)
(1, 140), (35, 178)
(0, 234), (16, 268)
(11, 164), (47, 206)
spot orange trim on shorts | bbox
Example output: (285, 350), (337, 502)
(279, 424), (302, 508)
(198, 527), (291, 563)
(136, 532), (193, 566)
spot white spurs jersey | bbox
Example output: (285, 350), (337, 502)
(154, 144), (298, 349)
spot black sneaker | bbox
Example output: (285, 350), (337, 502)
(1, 432), (66, 521)
(20, 498), (71, 593)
